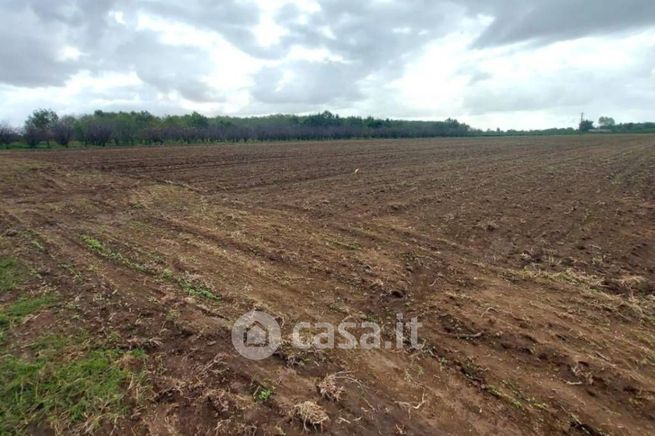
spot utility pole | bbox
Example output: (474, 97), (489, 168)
(578, 113), (584, 134)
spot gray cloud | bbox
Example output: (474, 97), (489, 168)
(0, 3), (80, 86)
(0, 0), (120, 86)
(471, 0), (655, 48)
(245, 1), (470, 106)
(252, 60), (363, 104)
(0, 0), (654, 127)
(137, 0), (267, 56)
(111, 32), (219, 101)
(461, 45), (655, 116)
(0, 0), (233, 100)
(0, 30), (75, 87)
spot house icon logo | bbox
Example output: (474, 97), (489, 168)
(231, 311), (281, 360)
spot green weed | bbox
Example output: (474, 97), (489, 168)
(30, 331), (89, 354)
(179, 278), (220, 302)
(59, 263), (83, 281)
(0, 295), (57, 340)
(0, 348), (146, 433)
(160, 268), (174, 281)
(82, 236), (104, 252)
(253, 385), (273, 402)
(82, 235), (150, 274)
(483, 384), (524, 410)
(0, 256), (29, 292)
(31, 240), (45, 251)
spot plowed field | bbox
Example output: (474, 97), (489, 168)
(1, 135), (654, 434)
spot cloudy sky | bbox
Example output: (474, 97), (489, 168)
(1, 0), (654, 130)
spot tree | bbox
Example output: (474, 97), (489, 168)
(579, 119), (594, 132)
(0, 123), (17, 145)
(26, 108), (58, 130)
(24, 109), (58, 146)
(598, 116), (615, 128)
(111, 114), (138, 145)
(80, 117), (113, 146)
(24, 125), (44, 147)
(52, 116), (76, 147)
(188, 111), (209, 128)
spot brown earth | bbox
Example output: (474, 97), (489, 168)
(1, 134), (655, 435)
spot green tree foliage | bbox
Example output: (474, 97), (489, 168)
(610, 122), (655, 133)
(14, 109), (473, 146)
(598, 116), (616, 128)
(9, 107), (655, 148)
(579, 119), (594, 132)
(188, 111), (209, 128)
(12, 108), (653, 147)
(24, 109), (58, 146)
(25, 109), (58, 130)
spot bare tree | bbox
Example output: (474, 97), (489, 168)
(52, 116), (76, 147)
(24, 125), (46, 147)
(84, 121), (113, 146)
(0, 123), (17, 146)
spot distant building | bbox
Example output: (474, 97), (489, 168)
(589, 128), (612, 133)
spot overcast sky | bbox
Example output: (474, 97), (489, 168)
(1, 0), (654, 129)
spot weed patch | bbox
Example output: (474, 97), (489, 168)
(82, 236), (104, 253)
(81, 235), (150, 273)
(0, 256), (29, 292)
(0, 289), (146, 433)
(0, 347), (146, 433)
(0, 295), (57, 342)
(179, 277), (220, 301)
(252, 384), (273, 402)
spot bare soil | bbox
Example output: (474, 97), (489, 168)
(1, 135), (654, 435)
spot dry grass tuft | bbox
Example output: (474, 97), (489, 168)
(274, 339), (326, 367)
(317, 373), (345, 402)
(292, 401), (330, 431)
(511, 267), (604, 291)
(616, 275), (652, 293)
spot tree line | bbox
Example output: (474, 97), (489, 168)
(578, 116), (655, 133)
(2, 110), (653, 148)
(0, 109), (473, 148)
